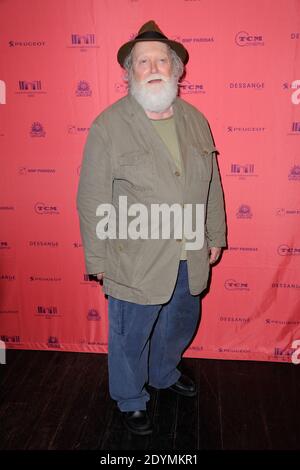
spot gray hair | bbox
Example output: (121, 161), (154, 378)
(123, 44), (185, 83)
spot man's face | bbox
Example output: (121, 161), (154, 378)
(132, 41), (172, 86)
(129, 41), (178, 113)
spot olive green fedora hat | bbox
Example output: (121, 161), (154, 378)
(117, 20), (189, 67)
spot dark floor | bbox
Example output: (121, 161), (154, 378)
(0, 349), (299, 450)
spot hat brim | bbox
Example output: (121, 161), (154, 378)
(117, 38), (189, 67)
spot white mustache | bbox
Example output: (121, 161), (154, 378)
(142, 74), (169, 85)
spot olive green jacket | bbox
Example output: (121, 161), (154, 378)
(76, 94), (227, 304)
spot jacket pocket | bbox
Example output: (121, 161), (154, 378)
(114, 149), (154, 193)
(190, 144), (216, 181)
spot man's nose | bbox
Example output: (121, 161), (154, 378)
(150, 60), (159, 73)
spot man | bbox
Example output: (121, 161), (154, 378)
(76, 21), (227, 436)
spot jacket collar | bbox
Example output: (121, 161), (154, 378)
(121, 94), (189, 178)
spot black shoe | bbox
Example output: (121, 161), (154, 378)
(168, 374), (197, 397)
(122, 410), (153, 436)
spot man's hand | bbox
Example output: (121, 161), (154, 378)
(95, 272), (104, 281)
(209, 247), (222, 264)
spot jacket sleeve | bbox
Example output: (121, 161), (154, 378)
(205, 151), (227, 248)
(76, 120), (113, 274)
(201, 117), (227, 248)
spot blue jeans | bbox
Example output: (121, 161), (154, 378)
(107, 260), (200, 412)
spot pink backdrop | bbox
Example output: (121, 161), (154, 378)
(0, 0), (300, 363)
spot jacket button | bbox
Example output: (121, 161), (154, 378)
(174, 170), (181, 177)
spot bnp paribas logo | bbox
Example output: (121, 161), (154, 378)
(76, 81), (92, 97)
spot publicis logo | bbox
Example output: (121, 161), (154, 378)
(34, 202), (59, 215)
(87, 309), (101, 321)
(17, 81), (46, 97)
(72, 33), (95, 45)
(236, 204), (252, 219)
(9, 40), (46, 47)
(273, 347), (295, 360)
(68, 33), (99, 49)
(288, 165), (300, 180)
(291, 122), (300, 133)
(230, 163), (255, 175)
(179, 79), (205, 94)
(0, 335), (20, 344)
(47, 336), (60, 348)
(37, 305), (59, 317)
(0, 80), (6, 104)
(277, 245), (300, 256)
(30, 122), (46, 137)
(224, 279), (249, 290)
(235, 31), (264, 46)
(76, 81), (92, 97)
(19, 80), (42, 91)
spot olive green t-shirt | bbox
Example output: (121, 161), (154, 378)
(150, 116), (187, 260)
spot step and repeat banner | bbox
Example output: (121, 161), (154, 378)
(0, 0), (300, 363)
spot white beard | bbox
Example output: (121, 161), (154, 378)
(129, 73), (179, 113)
